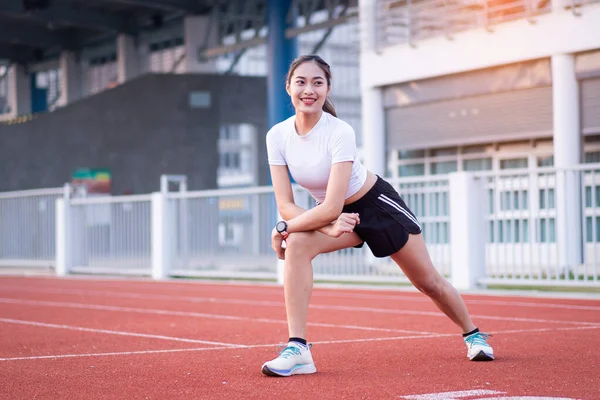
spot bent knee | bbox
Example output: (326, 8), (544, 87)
(285, 232), (319, 259)
(413, 277), (443, 298)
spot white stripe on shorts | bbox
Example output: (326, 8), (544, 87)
(378, 194), (422, 230)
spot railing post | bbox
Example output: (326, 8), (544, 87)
(151, 191), (171, 280)
(55, 184), (71, 276)
(449, 172), (487, 290)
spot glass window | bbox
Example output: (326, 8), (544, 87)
(431, 147), (457, 157)
(537, 155), (554, 167)
(586, 216), (600, 243)
(464, 158), (492, 171)
(585, 186), (600, 208)
(398, 164), (425, 176)
(500, 158), (528, 169)
(398, 150), (425, 160)
(539, 188), (555, 210)
(431, 161), (457, 175)
(585, 151), (600, 163)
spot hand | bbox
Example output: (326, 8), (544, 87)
(271, 228), (286, 260)
(327, 213), (360, 238)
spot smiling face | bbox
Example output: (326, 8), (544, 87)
(286, 60), (331, 116)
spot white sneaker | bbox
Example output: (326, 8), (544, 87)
(261, 342), (317, 377)
(464, 332), (494, 361)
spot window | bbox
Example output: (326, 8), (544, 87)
(537, 155), (554, 167)
(585, 151), (600, 164)
(464, 158), (492, 171)
(431, 160), (457, 175)
(500, 158), (528, 169)
(148, 38), (185, 73)
(87, 54), (118, 95)
(399, 164), (425, 176)
(218, 123), (257, 186)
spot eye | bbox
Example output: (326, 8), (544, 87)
(295, 79), (304, 84)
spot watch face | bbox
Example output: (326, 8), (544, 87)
(276, 221), (287, 233)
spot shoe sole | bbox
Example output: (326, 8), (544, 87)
(261, 364), (317, 377)
(470, 350), (494, 361)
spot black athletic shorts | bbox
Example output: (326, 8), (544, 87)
(342, 176), (422, 258)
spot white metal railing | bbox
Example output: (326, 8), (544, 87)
(371, 0), (600, 50)
(166, 186), (278, 279)
(3, 166), (600, 288)
(0, 187), (65, 268)
(476, 164), (600, 286)
(66, 194), (153, 276)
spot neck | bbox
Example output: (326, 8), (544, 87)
(295, 110), (323, 136)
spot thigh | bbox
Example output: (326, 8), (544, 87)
(287, 230), (363, 259)
(389, 233), (442, 283)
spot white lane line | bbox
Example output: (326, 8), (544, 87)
(2, 324), (599, 362)
(3, 284), (600, 312)
(0, 318), (242, 347)
(1, 289), (599, 326)
(400, 389), (504, 399)
(0, 298), (435, 335)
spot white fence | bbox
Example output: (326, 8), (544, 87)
(2, 165), (600, 288)
(0, 186), (66, 268)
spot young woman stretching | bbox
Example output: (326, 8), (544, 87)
(262, 55), (494, 377)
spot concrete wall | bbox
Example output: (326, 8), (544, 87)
(0, 73), (268, 194)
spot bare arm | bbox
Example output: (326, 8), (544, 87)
(270, 165), (334, 235)
(270, 162), (353, 234)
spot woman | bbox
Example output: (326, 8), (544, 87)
(262, 55), (493, 377)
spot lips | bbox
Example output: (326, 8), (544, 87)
(301, 98), (316, 105)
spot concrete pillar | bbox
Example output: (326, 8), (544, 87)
(7, 64), (31, 117)
(58, 51), (82, 107)
(359, 0), (386, 177)
(117, 34), (140, 84)
(361, 87), (386, 177)
(184, 15), (218, 73)
(551, 53), (583, 270)
(449, 172), (487, 290)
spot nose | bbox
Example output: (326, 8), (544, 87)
(303, 83), (314, 95)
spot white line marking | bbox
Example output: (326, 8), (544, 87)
(0, 298), (436, 335)
(0, 318), (242, 347)
(400, 389), (504, 399)
(3, 284), (600, 311)
(2, 324), (599, 362)
(1, 290), (598, 326)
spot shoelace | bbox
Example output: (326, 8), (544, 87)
(276, 345), (302, 359)
(464, 332), (490, 347)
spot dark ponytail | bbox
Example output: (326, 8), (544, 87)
(323, 97), (337, 117)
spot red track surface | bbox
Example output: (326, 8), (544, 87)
(1, 276), (599, 400)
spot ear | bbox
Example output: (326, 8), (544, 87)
(286, 82), (291, 96)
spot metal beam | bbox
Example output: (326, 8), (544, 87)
(0, 0), (136, 34)
(0, 43), (43, 64)
(97, 0), (206, 12)
(0, 19), (79, 49)
(201, 13), (350, 58)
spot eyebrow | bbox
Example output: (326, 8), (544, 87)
(294, 75), (325, 80)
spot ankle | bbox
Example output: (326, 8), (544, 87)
(288, 337), (307, 346)
(462, 327), (479, 338)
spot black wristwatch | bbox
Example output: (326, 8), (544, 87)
(276, 220), (288, 237)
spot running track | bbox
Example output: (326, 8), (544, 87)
(1, 276), (599, 400)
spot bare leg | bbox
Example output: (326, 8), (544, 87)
(390, 233), (476, 333)
(283, 231), (363, 338)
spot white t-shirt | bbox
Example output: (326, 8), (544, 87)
(266, 111), (368, 203)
